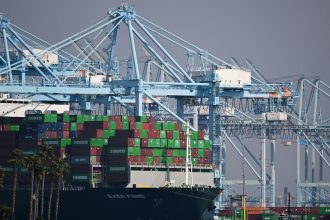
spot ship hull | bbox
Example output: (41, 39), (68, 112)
(0, 187), (221, 220)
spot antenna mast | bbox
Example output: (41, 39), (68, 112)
(185, 120), (193, 186)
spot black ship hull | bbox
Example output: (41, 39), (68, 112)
(0, 187), (221, 220)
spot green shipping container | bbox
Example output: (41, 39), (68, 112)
(192, 158), (197, 165)
(109, 121), (117, 130)
(160, 139), (167, 148)
(319, 207), (330, 215)
(146, 156), (153, 165)
(173, 149), (180, 157)
(103, 130), (110, 138)
(159, 130), (166, 139)
(140, 115), (147, 123)
(136, 122), (143, 130)
(121, 115), (129, 122)
(109, 130), (115, 137)
(77, 115), (85, 123)
(141, 130), (148, 138)
(190, 131), (198, 140)
(152, 149), (163, 156)
(154, 139), (161, 147)
(122, 121), (129, 130)
(166, 157), (173, 165)
(70, 123), (77, 131)
(148, 139), (155, 148)
(179, 150), (186, 157)
(181, 123), (187, 132)
(134, 138), (141, 147)
(198, 149), (204, 158)
(173, 130), (180, 139)
(204, 140), (211, 149)
(9, 125), (20, 131)
(198, 140), (204, 149)
(155, 122), (162, 130)
(191, 140), (198, 148)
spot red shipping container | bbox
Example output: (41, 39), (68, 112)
(141, 139), (148, 148)
(175, 123), (182, 130)
(128, 116), (135, 122)
(103, 121), (109, 130)
(198, 131), (204, 140)
(77, 123), (84, 131)
(166, 149), (173, 156)
(130, 122), (136, 129)
(90, 147), (103, 156)
(166, 130), (173, 139)
(116, 121), (123, 130)
(198, 158), (204, 164)
(96, 129), (103, 138)
(153, 130), (160, 138)
(203, 158), (210, 164)
(180, 140), (186, 148)
(192, 149), (198, 157)
(142, 123), (150, 130)
(204, 149), (210, 158)
(179, 131), (185, 140)
(148, 130), (159, 139)
(127, 138), (135, 147)
(178, 157), (185, 165)
(142, 148), (152, 156)
(153, 156), (160, 164)
(63, 131), (70, 138)
(173, 157), (179, 164)
(139, 156), (146, 163)
(134, 130), (141, 138)
(50, 131), (57, 139)
(63, 123), (69, 131)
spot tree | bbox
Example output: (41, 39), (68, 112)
(0, 167), (12, 220)
(8, 149), (25, 220)
(47, 159), (58, 220)
(54, 158), (69, 220)
(37, 145), (55, 220)
(25, 154), (42, 220)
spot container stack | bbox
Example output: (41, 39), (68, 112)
(0, 117), (22, 184)
(0, 114), (212, 187)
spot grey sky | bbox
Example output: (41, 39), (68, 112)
(2, 0), (330, 201)
(2, 0), (330, 82)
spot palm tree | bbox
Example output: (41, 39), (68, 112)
(8, 149), (25, 220)
(37, 145), (55, 219)
(25, 154), (42, 220)
(47, 159), (58, 220)
(0, 167), (12, 220)
(54, 158), (69, 220)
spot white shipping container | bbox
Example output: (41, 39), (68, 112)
(265, 112), (287, 121)
(214, 68), (251, 88)
(23, 49), (59, 67)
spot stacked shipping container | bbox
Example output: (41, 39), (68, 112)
(0, 114), (212, 187)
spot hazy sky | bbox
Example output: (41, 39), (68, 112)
(2, 0), (330, 202)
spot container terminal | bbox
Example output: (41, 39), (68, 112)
(0, 4), (330, 220)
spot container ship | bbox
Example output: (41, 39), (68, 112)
(0, 110), (220, 220)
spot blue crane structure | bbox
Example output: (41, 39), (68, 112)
(0, 5), (329, 209)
